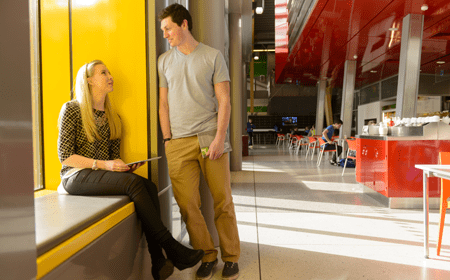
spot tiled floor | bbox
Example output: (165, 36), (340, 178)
(171, 143), (450, 279)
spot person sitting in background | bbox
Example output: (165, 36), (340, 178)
(274, 123), (279, 132)
(321, 119), (343, 166)
(58, 60), (204, 280)
(308, 124), (316, 137)
(304, 126), (310, 136)
(247, 118), (256, 146)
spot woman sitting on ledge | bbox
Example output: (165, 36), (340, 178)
(58, 60), (204, 280)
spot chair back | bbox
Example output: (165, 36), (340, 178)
(308, 137), (317, 143)
(295, 135), (302, 140)
(318, 137), (327, 146)
(437, 152), (450, 255)
(440, 152), (450, 165)
(346, 139), (357, 151)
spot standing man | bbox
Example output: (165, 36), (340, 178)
(322, 119), (343, 165)
(158, 4), (240, 280)
(246, 118), (255, 147)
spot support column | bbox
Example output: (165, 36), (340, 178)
(340, 60), (356, 138)
(229, 13), (242, 171)
(315, 80), (326, 135)
(243, 63), (248, 135)
(250, 60), (255, 114)
(190, 0), (225, 246)
(396, 14), (424, 118)
(1, 1), (37, 278)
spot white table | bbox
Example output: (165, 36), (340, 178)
(252, 129), (276, 144)
(414, 164), (450, 258)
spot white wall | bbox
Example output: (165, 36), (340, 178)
(357, 101), (381, 134)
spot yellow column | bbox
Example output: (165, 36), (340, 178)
(325, 85), (333, 126)
(71, 0), (148, 178)
(41, 0), (71, 190)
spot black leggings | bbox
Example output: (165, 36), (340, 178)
(323, 143), (342, 161)
(62, 169), (170, 260)
(248, 131), (253, 145)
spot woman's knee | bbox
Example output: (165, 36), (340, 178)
(124, 173), (146, 197)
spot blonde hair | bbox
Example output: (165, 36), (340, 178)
(73, 60), (122, 142)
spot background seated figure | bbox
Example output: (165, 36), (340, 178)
(321, 119), (343, 166)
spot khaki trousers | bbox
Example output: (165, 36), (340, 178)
(165, 136), (240, 262)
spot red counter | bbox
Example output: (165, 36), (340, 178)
(356, 136), (450, 198)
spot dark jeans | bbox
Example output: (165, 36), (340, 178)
(62, 169), (170, 261)
(248, 131), (253, 145)
(323, 143), (342, 161)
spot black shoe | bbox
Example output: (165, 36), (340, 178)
(196, 259), (218, 280)
(161, 237), (205, 271)
(330, 160), (337, 166)
(222, 262), (239, 279)
(151, 258), (174, 280)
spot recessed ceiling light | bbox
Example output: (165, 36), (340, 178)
(421, 4), (428, 11)
(437, 61), (446, 64)
(389, 27), (398, 31)
(370, 70), (377, 73)
(353, 55), (358, 59)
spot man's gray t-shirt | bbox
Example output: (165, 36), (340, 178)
(158, 43), (230, 139)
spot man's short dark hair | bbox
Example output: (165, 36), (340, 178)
(334, 119), (343, 125)
(158, 3), (193, 31)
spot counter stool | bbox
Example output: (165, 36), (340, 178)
(317, 138), (337, 167)
(437, 152), (450, 256)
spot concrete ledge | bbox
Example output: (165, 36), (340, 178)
(35, 193), (130, 256)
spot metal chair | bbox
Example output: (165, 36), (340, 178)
(288, 134), (298, 149)
(342, 139), (357, 176)
(305, 137), (319, 159)
(276, 133), (286, 145)
(437, 152), (450, 255)
(316, 137), (337, 167)
(294, 135), (308, 155)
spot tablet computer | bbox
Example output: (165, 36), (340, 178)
(126, 156), (162, 166)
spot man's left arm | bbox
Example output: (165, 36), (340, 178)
(206, 81), (231, 160)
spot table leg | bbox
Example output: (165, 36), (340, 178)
(423, 170), (429, 258)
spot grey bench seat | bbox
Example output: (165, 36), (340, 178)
(35, 192), (130, 256)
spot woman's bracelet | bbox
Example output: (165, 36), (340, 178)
(92, 159), (99, 170)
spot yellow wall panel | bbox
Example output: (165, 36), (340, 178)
(41, 0), (71, 190)
(72, 0), (148, 178)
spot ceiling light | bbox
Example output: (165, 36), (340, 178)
(437, 61), (446, 64)
(253, 49), (276, 52)
(254, 53), (260, 60)
(421, 4), (428, 11)
(389, 27), (398, 31)
(370, 70), (377, 73)
(254, 0), (264, 14)
(353, 55), (358, 59)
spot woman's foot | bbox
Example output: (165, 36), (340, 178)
(161, 237), (205, 270)
(152, 258), (174, 280)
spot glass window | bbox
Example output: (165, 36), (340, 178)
(360, 83), (380, 105)
(381, 75), (398, 100)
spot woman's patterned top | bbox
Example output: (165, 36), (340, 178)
(58, 101), (120, 177)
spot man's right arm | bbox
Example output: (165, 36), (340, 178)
(159, 87), (172, 144)
(322, 129), (332, 144)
